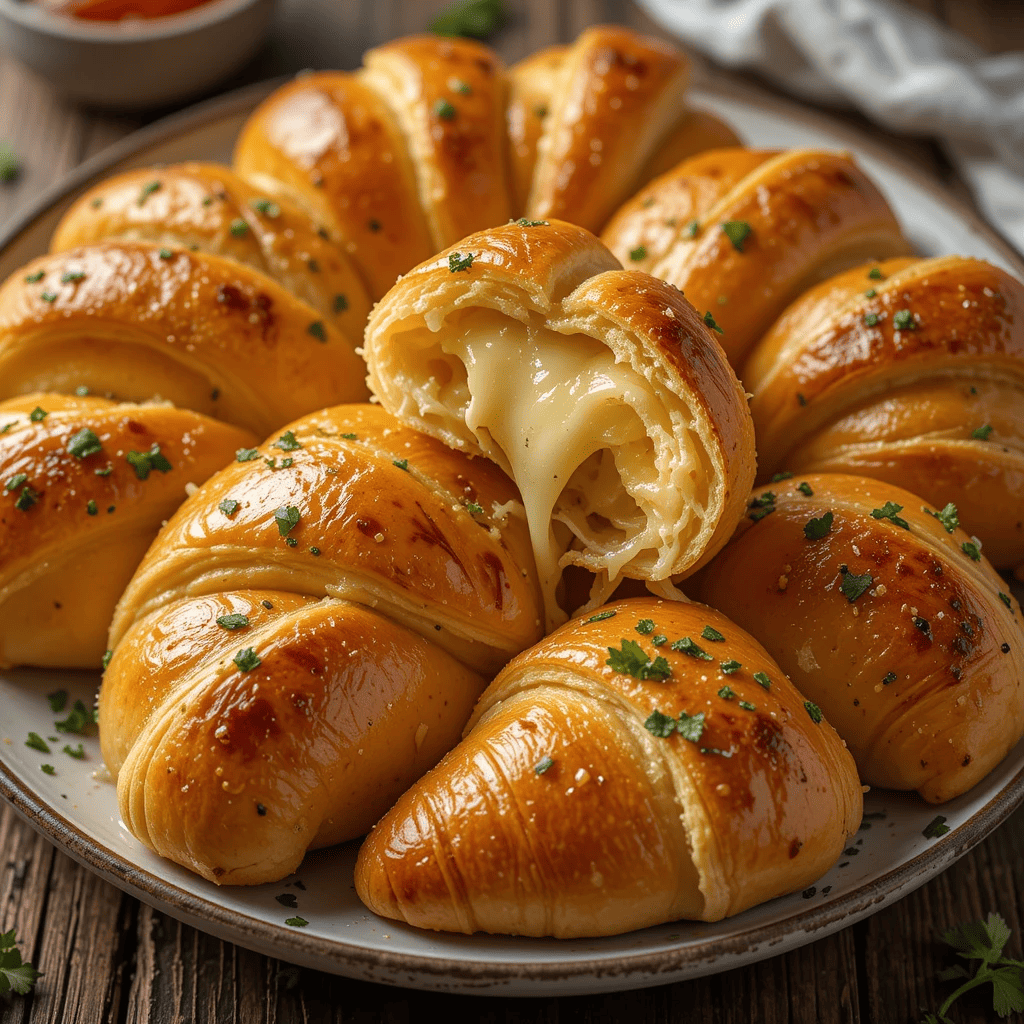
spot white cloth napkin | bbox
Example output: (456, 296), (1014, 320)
(636, 0), (1024, 255)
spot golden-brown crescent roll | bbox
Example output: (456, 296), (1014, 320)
(0, 392), (254, 668)
(601, 148), (911, 367)
(362, 220), (756, 628)
(233, 28), (735, 299)
(744, 255), (1024, 573)
(101, 404), (544, 885)
(690, 474), (1024, 803)
(0, 242), (369, 436)
(521, 26), (692, 233)
(355, 597), (862, 937)
(50, 163), (372, 332)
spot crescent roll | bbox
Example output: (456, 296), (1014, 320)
(363, 220), (756, 628)
(51, 162), (372, 332)
(690, 474), (1024, 803)
(601, 148), (911, 367)
(355, 597), (862, 937)
(101, 404), (544, 885)
(744, 255), (1024, 573)
(0, 242), (369, 436)
(0, 393), (253, 668)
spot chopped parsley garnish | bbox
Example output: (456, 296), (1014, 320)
(670, 636), (712, 660)
(158, 248), (173, 260)
(753, 672), (771, 689)
(684, 219), (700, 238)
(863, 313), (879, 327)
(651, 635), (667, 647)
(431, 0), (505, 39)
(883, 671), (897, 685)
(5, 473), (27, 493)
(449, 77), (472, 94)
(55, 700), (93, 734)
(644, 709), (705, 742)
(309, 546), (320, 556)
(971, 423), (994, 441)
(14, 486), (38, 511)
(137, 180), (161, 205)
(333, 294), (348, 314)
(233, 647), (261, 672)
(273, 430), (302, 452)
(67, 427), (103, 459)
(86, 500), (97, 516)
(40, 291), (57, 303)
(236, 447), (260, 462)
(448, 251), (474, 273)
(24, 271), (44, 283)
(720, 660), (741, 674)
(770, 471), (793, 482)
(962, 541), (982, 561)
(914, 616), (933, 639)
(464, 500), (484, 515)
(340, 432), (358, 440)
(721, 220), (752, 252)
(922, 814), (949, 838)
(804, 701), (823, 723)
(839, 568), (873, 603)
(40, 764), (55, 775)
(748, 491), (776, 522)
(643, 709), (676, 738)
(629, 245), (647, 261)
(125, 443), (172, 480)
(307, 320), (327, 342)
(61, 270), (86, 283)
(393, 459), (409, 471)
(217, 613), (250, 631)
(703, 311), (723, 334)
(738, 700), (756, 711)
(251, 198), (280, 217)
(701, 626), (726, 642)
(63, 743), (85, 759)
(102, 650), (113, 670)
(868, 267), (884, 280)
(284, 917), (309, 928)
(25, 732), (50, 753)
(718, 685), (736, 701)
(47, 690), (68, 713)
(1000, 592), (1013, 609)
(585, 610), (616, 623)
(606, 639), (672, 681)
(433, 98), (457, 120)
(797, 481), (814, 496)
(274, 505), (300, 537)
(804, 510), (834, 540)
(511, 217), (548, 226)
(924, 502), (959, 533)
(229, 218), (249, 237)
(307, 258), (320, 273)
(892, 309), (916, 330)
(871, 501), (909, 529)
(219, 498), (240, 517)
(865, 288), (877, 298)
(635, 619), (655, 635)
(534, 756), (555, 775)
(29, 406), (47, 422)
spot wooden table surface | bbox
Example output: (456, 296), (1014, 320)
(1, 1), (1023, 1021)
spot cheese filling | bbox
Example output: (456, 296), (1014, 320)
(389, 312), (704, 628)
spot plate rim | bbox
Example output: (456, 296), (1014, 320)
(1, 69), (1023, 993)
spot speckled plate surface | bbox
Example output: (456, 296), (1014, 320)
(1, 76), (1023, 997)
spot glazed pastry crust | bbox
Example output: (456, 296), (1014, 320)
(101, 404), (544, 885)
(51, 162), (372, 331)
(601, 148), (910, 367)
(355, 598), (862, 937)
(746, 256), (1024, 570)
(0, 242), (369, 436)
(363, 220), (756, 626)
(690, 474), (1024, 803)
(0, 393), (254, 668)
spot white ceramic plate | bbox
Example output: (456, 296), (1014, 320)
(1, 76), (1023, 998)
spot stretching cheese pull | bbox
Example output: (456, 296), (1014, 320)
(355, 598), (862, 937)
(363, 220), (756, 628)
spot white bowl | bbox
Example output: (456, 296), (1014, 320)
(0, 0), (275, 109)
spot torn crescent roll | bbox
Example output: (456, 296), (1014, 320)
(363, 220), (756, 627)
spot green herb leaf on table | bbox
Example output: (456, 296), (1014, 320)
(0, 928), (41, 996)
(431, 0), (505, 39)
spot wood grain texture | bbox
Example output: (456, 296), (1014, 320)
(2, 0), (1024, 1021)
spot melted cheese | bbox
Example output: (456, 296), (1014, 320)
(400, 315), (702, 628)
